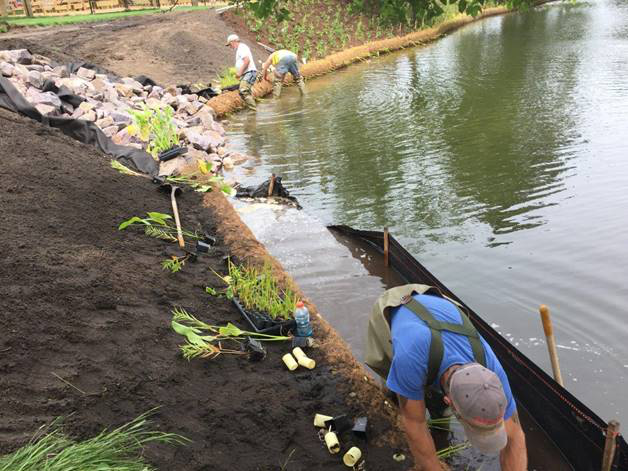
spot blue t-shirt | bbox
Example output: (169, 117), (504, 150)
(386, 293), (516, 420)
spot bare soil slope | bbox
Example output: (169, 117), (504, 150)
(0, 107), (408, 470)
(0, 9), (268, 85)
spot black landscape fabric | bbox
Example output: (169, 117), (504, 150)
(328, 225), (628, 471)
(0, 76), (158, 175)
(236, 175), (302, 208)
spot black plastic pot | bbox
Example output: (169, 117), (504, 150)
(352, 417), (368, 439)
(245, 337), (266, 362)
(158, 146), (188, 162)
(196, 241), (211, 253)
(232, 298), (296, 336)
(324, 415), (353, 434)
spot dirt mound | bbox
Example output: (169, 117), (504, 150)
(0, 107), (409, 470)
(0, 9), (270, 86)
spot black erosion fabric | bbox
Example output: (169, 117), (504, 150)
(0, 76), (158, 175)
(236, 176), (302, 208)
(328, 225), (628, 471)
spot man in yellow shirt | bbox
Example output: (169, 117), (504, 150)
(260, 49), (306, 98)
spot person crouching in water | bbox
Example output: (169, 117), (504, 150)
(225, 34), (257, 110)
(366, 284), (527, 470)
(260, 49), (306, 98)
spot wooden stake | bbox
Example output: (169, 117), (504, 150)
(383, 227), (389, 267)
(601, 420), (620, 471)
(23, 0), (33, 17)
(539, 305), (564, 386)
(268, 173), (276, 197)
(170, 187), (185, 249)
(0, 0), (8, 18)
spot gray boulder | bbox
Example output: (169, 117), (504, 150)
(35, 104), (57, 116)
(0, 62), (14, 77)
(27, 70), (45, 89)
(76, 67), (96, 80)
(11, 49), (33, 65)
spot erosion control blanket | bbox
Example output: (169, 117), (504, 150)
(0, 76), (158, 175)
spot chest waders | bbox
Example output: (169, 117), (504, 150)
(401, 296), (487, 388)
(365, 285), (487, 388)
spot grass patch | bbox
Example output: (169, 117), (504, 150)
(2, 6), (209, 28)
(0, 411), (187, 471)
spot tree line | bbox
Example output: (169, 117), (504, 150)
(229, 0), (532, 26)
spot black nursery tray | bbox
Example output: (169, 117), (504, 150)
(232, 298), (296, 336)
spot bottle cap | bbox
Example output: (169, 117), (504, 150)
(296, 301), (304, 308)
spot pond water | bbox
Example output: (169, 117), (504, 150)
(226, 0), (628, 451)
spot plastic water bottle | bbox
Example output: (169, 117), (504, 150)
(294, 301), (313, 337)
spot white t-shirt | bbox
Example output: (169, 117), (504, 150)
(235, 43), (256, 75)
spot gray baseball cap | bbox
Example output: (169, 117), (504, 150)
(448, 363), (508, 454)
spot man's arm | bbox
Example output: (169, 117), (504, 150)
(500, 412), (527, 471)
(261, 57), (271, 81)
(236, 55), (250, 79)
(398, 395), (443, 471)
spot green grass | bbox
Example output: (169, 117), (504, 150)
(0, 411), (187, 471)
(2, 5), (210, 28)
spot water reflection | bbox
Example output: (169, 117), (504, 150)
(227, 0), (628, 426)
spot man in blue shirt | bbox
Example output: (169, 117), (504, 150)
(370, 289), (527, 470)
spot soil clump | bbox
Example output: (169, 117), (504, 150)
(0, 107), (408, 470)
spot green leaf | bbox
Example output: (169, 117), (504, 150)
(205, 287), (218, 296)
(172, 320), (202, 336)
(118, 216), (144, 230)
(218, 323), (243, 337)
(146, 212), (172, 226)
(194, 185), (213, 193)
(172, 321), (214, 346)
(458, 0), (468, 13)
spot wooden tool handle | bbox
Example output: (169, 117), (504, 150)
(170, 187), (185, 249)
(539, 305), (563, 386)
(540, 304), (553, 336)
(601, 420), (620, 471)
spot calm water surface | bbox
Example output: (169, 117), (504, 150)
(226, 0), (628, 434)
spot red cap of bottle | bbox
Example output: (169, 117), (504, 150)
(296, 301), (304, 308)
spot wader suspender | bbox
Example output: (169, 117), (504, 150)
(404, 297), (487, 387)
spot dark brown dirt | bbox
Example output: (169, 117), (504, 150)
(0, 107), (411, 470)
(0, 9), (270, 86)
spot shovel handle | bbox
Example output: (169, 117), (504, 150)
(170, 187), (185, 248)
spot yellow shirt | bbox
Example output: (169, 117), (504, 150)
(270, 50), (294, 65)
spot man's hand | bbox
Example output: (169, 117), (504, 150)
(500, 412), (527, 471)
(398, 396), (443, 471)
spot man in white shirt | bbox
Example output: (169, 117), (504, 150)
(226, 34), (257, 110)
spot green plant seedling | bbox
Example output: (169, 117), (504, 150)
(171, 307), (291, 360)
(162, 256), (186, 273)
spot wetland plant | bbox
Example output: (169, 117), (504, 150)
(213, 259), (298, 320)
(171, 307), (290, 360)
(128, 104), (180, 160)
(118, 212), (202, 241)
(0, 411), (186, 471)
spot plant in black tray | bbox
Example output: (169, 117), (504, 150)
(128, 104), (181, 160)
(211, 259), (298, 331)
(171, 307), (290, 360)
